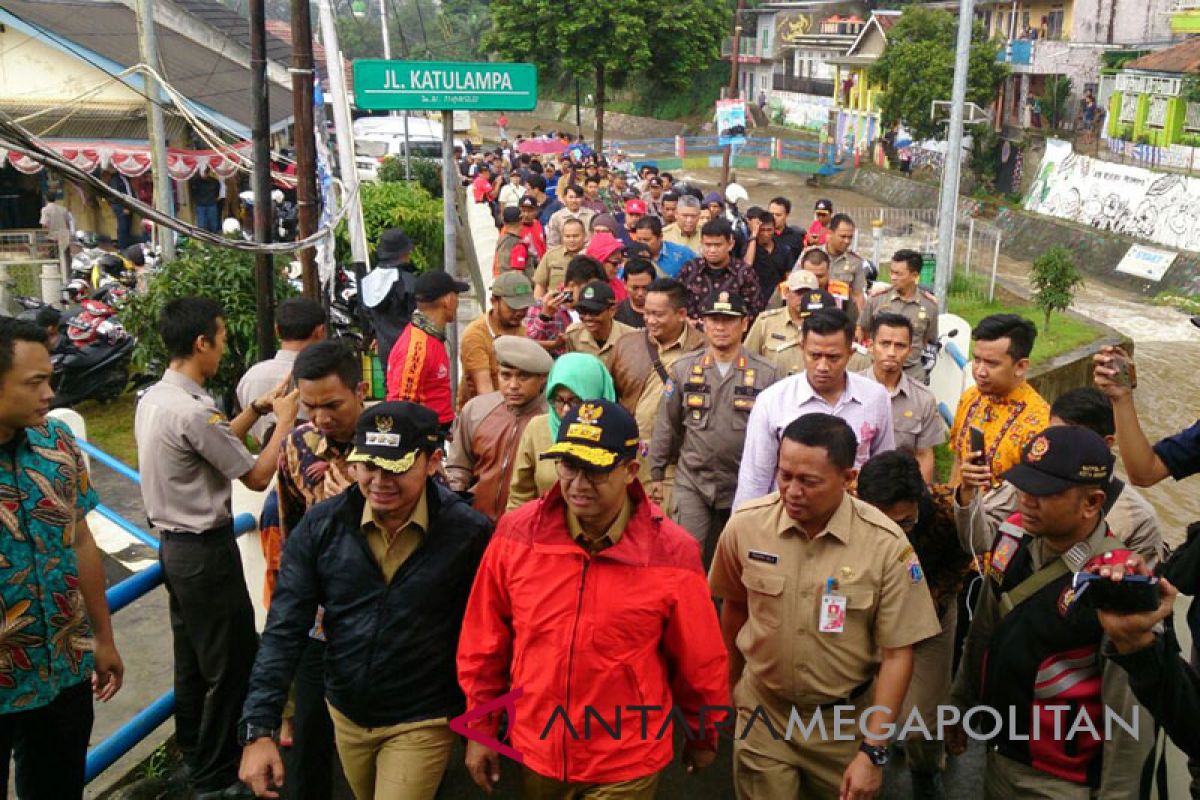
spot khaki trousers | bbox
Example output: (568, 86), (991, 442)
(732, 674), (868, 800)
(327, 704), (454, 800)
(898, 596), (957, 773)
(985, 750), (1091, 800)
(521, 768), (661, 799)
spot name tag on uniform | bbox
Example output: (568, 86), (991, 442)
(748, 550), (778, 564)
(819, 593), (847, 633)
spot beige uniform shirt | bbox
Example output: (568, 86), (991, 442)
(662, 224), (702, 253)
(954, 480), (1165, 569)
(710, 493), (941, 704)
(858, 369), (946, 453)
(744, 307), (805, 378)
(506, 413), (558, 511)
(546, 207), (595, 247)
(821, 247), (866, 322)
(532, 245), (581, 292)
(858, 288), (939, 375)
(360, 488), (427, 583)
(562, 319), (637, 370)
(135, 369), (256, 533)
(611, 326), (707, 442)
(235, 349), (298, 444)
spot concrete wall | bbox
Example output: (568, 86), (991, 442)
(824, 165), (942, 207)
(1071, 0), (1176, 46)
(533, 100), (688, 139)
(0, 29), (144, 105)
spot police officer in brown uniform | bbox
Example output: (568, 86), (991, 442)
(710, 413), (941, 800)
(744, 270), (839, 378)
(648, 290), (776, 565)
(819, 213), (867, 324)
(857, 250), (939, 383)
(135, 296), (299, 798)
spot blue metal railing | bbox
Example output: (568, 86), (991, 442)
(81, 437), (257, 783)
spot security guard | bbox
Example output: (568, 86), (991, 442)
(710, 412), (941, 800)
(744, 269), (839, 378)
(562, 281), (638, 369)
(135, 296), (300, 798)
(857, 249), (939, 383)
(649, 290), (776, 565)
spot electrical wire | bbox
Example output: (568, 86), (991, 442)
(0, 111), (357, 255)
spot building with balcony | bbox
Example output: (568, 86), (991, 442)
(730, 1), (868, 134)
(983, 0), (1178, 132)
(826, 11), (898, 156)
(1104, 39), (1200, 147)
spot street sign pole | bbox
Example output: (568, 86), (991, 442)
(442, 110), (459, 401)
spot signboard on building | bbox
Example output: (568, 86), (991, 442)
(1116, 244), (1177, 282)
(352, 61), (537, 111)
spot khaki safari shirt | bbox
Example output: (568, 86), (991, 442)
(710, 492), (941, 704)
(360, 486), (428, 583)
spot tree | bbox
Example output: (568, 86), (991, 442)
(1041, 75), (1072, 129)
(1030, 246), (1083, 331)
(869, 7), (1008, 141)
(485, 0), (726, 150)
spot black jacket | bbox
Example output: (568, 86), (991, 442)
(240, 480), (492, 729)
(1109, 633), (1200, 760)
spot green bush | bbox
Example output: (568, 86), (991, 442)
(121, 245), (298, 402)
(1030, 246), (1083, 331)
(378, 156), (443, 198)
(336, 181), (443, 270)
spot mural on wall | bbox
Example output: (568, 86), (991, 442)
(1026, 139), (1200, 252)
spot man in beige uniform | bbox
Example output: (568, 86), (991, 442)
(819, 213), (867, 325)
(954, 387), (1164, 568)
(649, 290), (775, 567)
(532, 217), (587, 298)
(745, 269), (839, 378)
(710, 412), (941, 800)
(859, 313), (946, 482)
(135, 296), (299, 798)
(562, 281), (638, 369)
(662, 194), (703, 252)
(610, 277), (704, 499)
(857, 249), (939, 383)
(545, 184), (595, 248)
(447, 337), (552, 521)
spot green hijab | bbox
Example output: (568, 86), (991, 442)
(545, 353), (617, 440)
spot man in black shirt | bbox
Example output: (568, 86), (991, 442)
(768, 195), (805, 265)
(743, 207), (792, 309)
(614, 258), (654, 328)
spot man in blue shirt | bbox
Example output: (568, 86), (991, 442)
(0, 317), (122, 798)
(632, 216), (694, 279)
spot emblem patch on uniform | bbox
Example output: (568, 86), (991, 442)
(905, 555), (924, 584)
(990, 533), (1021, 575)
(748, 550), (778, 564)
(1057, 585), (1078, 617)
(663, 379), (675, 399)
(897, 545), (914, 563)
(1028, 435), (1050, 462)
(206, 412), (226, 426)
(365, 431), (401, 447)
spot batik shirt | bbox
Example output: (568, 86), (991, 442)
(949, 381), (1051, 487)
(0, 419), (99, 712)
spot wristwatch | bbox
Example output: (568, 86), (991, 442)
(238, 722), (278, 747)
(250, 399), (271, 416)
(859, 742), (890, 767)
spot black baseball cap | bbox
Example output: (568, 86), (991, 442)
(377, 228), (413, 262)
(501, 206), (521, 224)
(701, 289), (746, 317)
(519, 195), (538, 209)
(574, 281), (616, 312)
(796, 289), (840, 317)
(1003, 425), (1115, 497)
(413, 270), (470, 302)
(814, 199), (833, 213)
(347, 402), (441, 473)
(540, 399), (640, 469)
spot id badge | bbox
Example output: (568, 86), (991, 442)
(819, 593), (847, 633)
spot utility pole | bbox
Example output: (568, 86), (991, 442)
(317, 0), (370, 268)
(250, 0), (276, 360)
(720, 0), (746, 190)
(575, 78), (583, 139)
(933, 0), (977, 310)
(134, 0), (175, 261)
(291, 0), (320, 298)
(379, 0), (411, 179)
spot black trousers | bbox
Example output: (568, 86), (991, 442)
(160, 528), (258, 792)
(0, 679), (93, 798)
(281, 637), (345, 800)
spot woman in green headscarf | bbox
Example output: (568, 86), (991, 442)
(506, 353), (616, 511)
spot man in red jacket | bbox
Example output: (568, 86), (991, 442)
(457, 399), (728, 797)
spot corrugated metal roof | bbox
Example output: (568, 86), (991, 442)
(173, 0), (294, 66)
(1126, 38), (1200, 75)
(2, 0), (294, 135)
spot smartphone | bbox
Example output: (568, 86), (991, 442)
(556, 289), (573, 304)
(969, 427), (986, 466)
(1107, 352), (1136, 387)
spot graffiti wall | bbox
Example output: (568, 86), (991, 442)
(1026, 139), (1200, 252)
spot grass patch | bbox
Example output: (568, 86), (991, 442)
(1152, 291), (1200, 315)
(933, 442), (954, 484)
(76, 394), (139, 469)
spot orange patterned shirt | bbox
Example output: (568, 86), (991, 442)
(949, 381), (1050, 487)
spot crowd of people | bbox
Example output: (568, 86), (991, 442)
(6, 151), (1200, 800)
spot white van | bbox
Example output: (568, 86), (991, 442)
(352, 116), (466, 181)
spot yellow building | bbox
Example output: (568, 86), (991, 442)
(827, 11), (899, 158)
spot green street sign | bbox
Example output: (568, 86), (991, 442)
(352, 61), (538, 111)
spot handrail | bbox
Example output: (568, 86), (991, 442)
(81, 432), (259, 785)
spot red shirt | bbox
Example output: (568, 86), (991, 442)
(386, 320), (453, 424)
(609, 277), (629, 303)
(806, 219), (830, 247)
(520, 220), (547, 258)
(472, 174), (493, 204)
